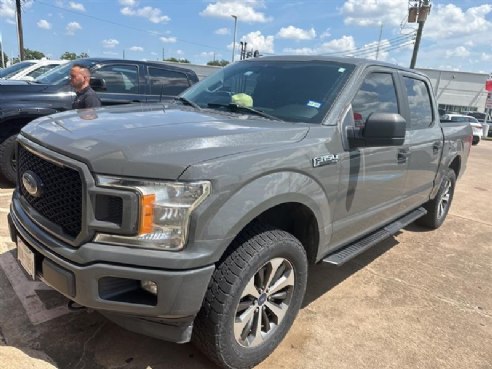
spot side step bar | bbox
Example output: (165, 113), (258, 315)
(322, 207), (427, 266)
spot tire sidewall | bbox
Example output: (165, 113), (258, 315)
(433, 169), (456, 226)
(0, 134), (17, 184)
(217, 232), (308, 367)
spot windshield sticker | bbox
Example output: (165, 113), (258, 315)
(307, 100), (321, 109)
(338, 68), (346, 73)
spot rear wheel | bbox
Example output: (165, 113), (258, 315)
(417, 168), (456, 229)
(472, 136), (480, 145)
(193, 223), (308, 369)
(0, 133), (18, 185)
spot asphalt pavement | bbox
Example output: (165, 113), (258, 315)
(0, 140), (491, 369)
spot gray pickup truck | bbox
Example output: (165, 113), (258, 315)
(8, 56), (472, 369)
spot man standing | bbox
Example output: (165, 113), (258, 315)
(70, 64), (101, 109)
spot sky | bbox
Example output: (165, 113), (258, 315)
(0, 0), (491, 73)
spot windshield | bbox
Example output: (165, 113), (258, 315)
(34, 60), (99, 85)
(34, 61), (74, 85)
(181, 59), (355, 124)
(0, 61), (36, 79)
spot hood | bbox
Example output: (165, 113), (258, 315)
(21, 103), (309, 179)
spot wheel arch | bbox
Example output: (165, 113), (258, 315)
(195, 171), (332, 265)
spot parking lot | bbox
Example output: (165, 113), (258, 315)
(0, 141), (491, 369)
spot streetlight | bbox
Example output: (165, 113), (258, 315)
(231, 15), (237, 63)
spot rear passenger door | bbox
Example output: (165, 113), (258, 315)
(145, 67), (193, 102)
(91, 63), (143, 105)
(399, 73), (442, 209)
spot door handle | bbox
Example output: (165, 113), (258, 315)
(432, 141), (442, 155)
(397, 149), (409, 164)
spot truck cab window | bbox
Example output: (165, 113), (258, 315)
(403, 77), (433, 129)
(92, 65), (139, 94)
(352, 72), (398, 127)
(148, 68), (190, 96)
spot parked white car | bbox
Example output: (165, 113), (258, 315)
(441, 113), (483, 145)
(6, 59), (68, 81)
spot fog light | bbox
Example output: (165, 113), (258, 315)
(141, 280), (158, 295)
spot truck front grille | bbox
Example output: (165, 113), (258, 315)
(17, 145), (83, 238)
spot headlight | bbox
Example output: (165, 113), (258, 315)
(94, 176), (211, 250)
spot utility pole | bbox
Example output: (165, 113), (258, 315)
(231, 15), (237, 63)
(15, 0), (25, 61)
(409, 0), (431, 69)
(375, 22), (383, 60)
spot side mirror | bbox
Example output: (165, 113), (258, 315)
(90, 77), (106, 91)
(348, 112), (406, 148)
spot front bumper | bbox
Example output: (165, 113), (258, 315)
(9, 200), (215, 343)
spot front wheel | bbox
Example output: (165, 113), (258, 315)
(417, 168), (456, 229)
(0, 133), (18, 185)
(193, 223), (308, 369)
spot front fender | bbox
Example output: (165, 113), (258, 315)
(190, 171), (332, 260)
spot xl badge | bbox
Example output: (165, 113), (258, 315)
(22, 171), (44, 198)
(312, 154), (339, 168)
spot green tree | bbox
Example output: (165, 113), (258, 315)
(78, 52), (89, 58)
(164, 57), (190, 63)
(0, 51), (8, 67)
(207, 59), (229, 67)
(24, 48), (45, 60)
(60, 52), (77, 60)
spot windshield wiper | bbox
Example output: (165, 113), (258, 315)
(207, 103), (280, 121)
(175, 96), (201, 110)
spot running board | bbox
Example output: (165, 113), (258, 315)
(322, 207), (427, 266)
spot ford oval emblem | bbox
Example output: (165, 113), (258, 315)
(22, 171), (44, 198)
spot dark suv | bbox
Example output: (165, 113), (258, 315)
(0, 58), (199, 184)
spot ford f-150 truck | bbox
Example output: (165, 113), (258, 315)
(8, 56), (472, 369)
(0, 58), (199, 184)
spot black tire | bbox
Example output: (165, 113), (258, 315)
(0, 133), (18, 185)
(193, 223), (308, 369)
(417, 169), (456, 229)
(472, 136), (480, 145)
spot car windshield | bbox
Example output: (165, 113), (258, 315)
(0, 61), (37, 79)
(34, 60), (99, 85)
(34, 62), (74, 85)
(181, 59), (355, 124)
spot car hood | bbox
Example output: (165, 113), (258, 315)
(21, 103), (309, 180)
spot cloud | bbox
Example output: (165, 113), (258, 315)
(102, 39), (119, 48)
(200, 51), (215, 58)
(201, 1), (271, 23)
(66, 21), (82, 35)
(119, 0), (137, 5)
(37, 19), (52, 30)
(121, 5), (170, 23)
(235, 31), (274, 53)
(445, 46), (470, 58)
(129, 46), (143, 52)
(424, 4), (492, 39)
(160, 36), (177, 43)
(69, 1), (85, 12)
(215, 27), (230, 35)
(481, 53), (492, 62)
(342, 0), (407, 27)
(0, 0), (15, 18)
(283, 35), (356, 55)
(176, 50), (184, 56)
(277, 26), (316, 40)
(320, 29), (331, 40)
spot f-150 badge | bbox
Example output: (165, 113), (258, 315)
(312, 154), (339, 168)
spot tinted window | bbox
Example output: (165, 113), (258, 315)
(403, 77), (433, 130)
(352, 73), (398, 127)
(92, 64), (139, 94)
(148, 68), (190, 96)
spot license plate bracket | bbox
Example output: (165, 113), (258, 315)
(17, 238), (36, 280)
